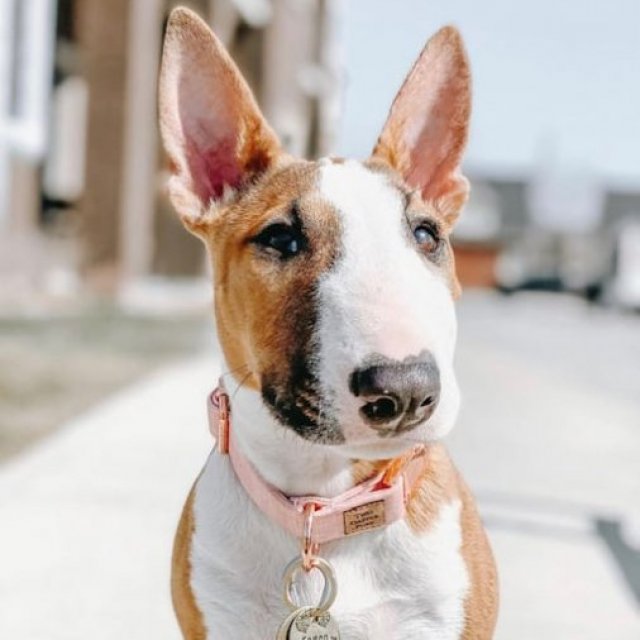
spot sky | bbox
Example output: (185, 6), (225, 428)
(337, 0), (640, 188)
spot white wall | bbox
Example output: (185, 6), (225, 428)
(338, 0), (640, 188)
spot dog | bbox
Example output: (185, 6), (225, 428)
(159, 7), (498, 639)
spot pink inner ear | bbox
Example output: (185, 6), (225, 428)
(407, 104), (464, 201)
(185, 135), (243, 202)
(177, 65), (246, 204)
(160, 9), (280, 214)
(404, 55), (469, 201)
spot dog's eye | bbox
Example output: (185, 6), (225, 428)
(413, 224), (439, 253)
(252, 223), (304, 259)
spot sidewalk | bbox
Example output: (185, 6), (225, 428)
(0, 358), (217, 640)
(1, 292), (639, 639)
(451, 293), (640, 638)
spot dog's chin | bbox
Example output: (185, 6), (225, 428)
(278, 409), (456, 456)
(331, 415), (456, 461)
(335, 439), (425, 460)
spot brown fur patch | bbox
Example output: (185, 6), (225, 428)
(405, 455), (499, 637)
(172, 486), (207, 639)
(403, 445), (459, 531)
(458, 473), (499, 639)
(208, 159), (342, 437)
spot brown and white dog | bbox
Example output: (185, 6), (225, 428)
(159, 7), (498, 639)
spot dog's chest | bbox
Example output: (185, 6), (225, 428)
(189, 455), (469, 640)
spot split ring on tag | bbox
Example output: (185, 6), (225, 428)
(282, 555), (338, 613)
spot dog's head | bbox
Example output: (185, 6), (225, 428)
(160, 8), (471, 459)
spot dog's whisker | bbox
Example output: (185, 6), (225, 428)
(294, 394), (320, 415)
(219, 362), (250, 380)
(231, 369), (253, 400)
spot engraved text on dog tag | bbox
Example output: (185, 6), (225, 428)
(276, 607), (313, 640)
(286, 607), (341, 640)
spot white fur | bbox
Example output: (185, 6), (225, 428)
(226, 381), (354, 496)
(315, 161), (460, 458)
(187, 160), (469, 638)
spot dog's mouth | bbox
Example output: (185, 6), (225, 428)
(371, 413), (432, 438)
(261, 376), (344, 445)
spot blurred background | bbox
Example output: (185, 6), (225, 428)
(0, 0), (638, 638)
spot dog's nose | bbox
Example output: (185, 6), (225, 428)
(349, 354), (440, 431)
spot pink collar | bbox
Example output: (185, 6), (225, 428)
(207, 387), (428, 546)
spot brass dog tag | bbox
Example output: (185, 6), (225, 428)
(343, 500), (385, 535)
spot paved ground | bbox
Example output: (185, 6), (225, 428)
(0, 359), (215, 640)
(451, 292), (640, 638)
(0, 291), (638, 638)
(0, 305), (211, 460)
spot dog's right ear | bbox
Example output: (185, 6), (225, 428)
(159, 8), (281, 236)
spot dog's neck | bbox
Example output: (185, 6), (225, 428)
(228, 382), (355, 497)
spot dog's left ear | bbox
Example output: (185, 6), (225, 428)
(372, 27), (471, 225)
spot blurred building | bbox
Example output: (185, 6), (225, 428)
(2, 0), (639, 308)
(337, 0), (640, 305)
(0, 0), (341, 303)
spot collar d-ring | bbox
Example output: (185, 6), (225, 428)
(302, 502), (320, 571)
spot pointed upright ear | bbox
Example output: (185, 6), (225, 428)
(372, 26), (471, 224)
(159, 8), (281, 235)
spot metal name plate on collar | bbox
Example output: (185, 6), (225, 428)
(343, 499), (386, 535)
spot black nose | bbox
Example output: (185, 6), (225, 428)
(349, 354), (440, 431)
